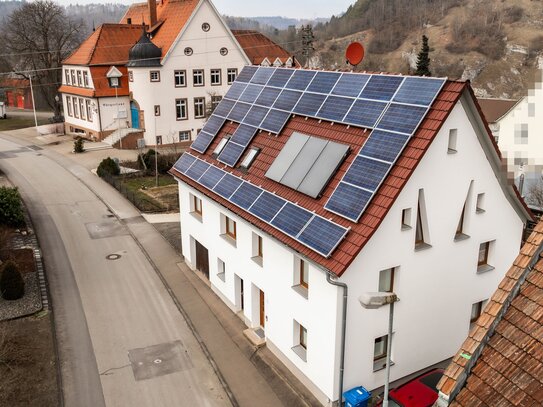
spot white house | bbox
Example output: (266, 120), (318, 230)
(170, 66), (532, 405)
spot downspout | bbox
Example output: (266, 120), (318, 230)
(326, 271), (348, 406)
(96, 98), (103, 139)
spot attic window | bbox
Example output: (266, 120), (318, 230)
(265, 132), (349, 198)
(240, 147), (260, 170)
(220, 47), (228, 56)
(201, 22), (210, 32)
(127, 17), (132, 24)
(448, 129), (457, 153)
(184, 47), (193, 56)
(213, 137), (230, 156)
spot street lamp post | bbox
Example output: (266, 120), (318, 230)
(359, 292), (399, 407)
(106, 66), (123, 149)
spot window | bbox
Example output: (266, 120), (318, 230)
(225, 216), (236, 240)
(217, 258), (226, 282)
(65, 96), (72, 116)
(194, 97), (206, 118)
(83, 71), (89, 87)
(179, 131), (191, 142)
(401, 208), (411, 229)
(415, 189), (430, 250)
(220, 47), (228, 56)
(240, 147), (260, 170)
(300, 325), (307, 349)
(109, 77), (119, 88)
(470, 301), (484, 325)
(73, 97), (79, 118)
(448, 129), (457, 153)
(154, 105), (160, 116)
(211, 95), (222, 113)
(415, 202), (424, 244)
(202, 22), (210, 32)
(252, 232), (263, 265)
(65, 69), (70, 85)
(373, 335), (390, 371)
(79, 99), (85, 120)
(175, 98), (188, 120)
(191, 194), (202, 216)
(378, 268), (395, 292)
(292, 320), (307, 361)
(86, 100), (92, 122)
(477, 241), (494, 273)
(211, 69), (221, 85)
(174, 70), (186, 87)
(77, 70), (82, 86)
(476, 193), (485, 213)
(71, 69), (76, 85)
(156, 135), (162, 145)
(184, 47), (193, 56)
(193, 69), (204, 86)
(128, 71), (133, 82)
(455, 204), (467, 240)
(300, 259), (309, 289)
(227, 68), (237, 84)
(150, 71), (160, 82)
(213, 137), (229, 155)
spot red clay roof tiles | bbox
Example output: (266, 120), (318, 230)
(231, 30), (300, 67)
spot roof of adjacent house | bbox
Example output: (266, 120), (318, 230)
(58, 66), (131, 98)
(169, 68), (532, 276)
(477, 98), (518, 123)
(231, 30), (300, 67)
(63, 24), (143, 66)
(437, 222), (543, 405)
(119, 0), (199, 59)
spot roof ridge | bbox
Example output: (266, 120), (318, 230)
(87, 25), (104, 65)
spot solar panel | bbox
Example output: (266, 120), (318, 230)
(239, 84), (264, 104)
(173, 153), (196, 173)
(227, 102), (251, 122)
(359, 130), (410, 163)
(325, 182), (373, 221)
(249, 191), (285, 222)
(306, 71), (341, 94)
(298, 216), (348, 257)
(255, 87), (282, 107)
(190, 131), (214, 153)
(393, 77), (445, 106)
(317, 96), (354, 122)
(230, 182), (262, 209)
(201, 115), (225, 136)
(217, 141), (245, 167)
(185, 159), (210, 180)
(331, 73), (370, 97)
(343, 99), (388, 128)
(271, 203), (313, 237)
(230, 124), (258, 146)
(251, 67), (276, 85)
(224, 82), (247, 101)
(213, 98), (235, 118)
(243, 105), (269, 127)
(273, 89), (303, 111)
(285, 70), (316, 91)
(267, 68), (295, 88)
(213, 173), (243, 198)
(376, 104), (427, 134)
(359, 75), (404, 101)
(293, 92), (327, 116)
(260, 109), (291, 134)
(199, 165), (225, 189)
(236, 66), (258, 83)
(342, 156), (391, 191)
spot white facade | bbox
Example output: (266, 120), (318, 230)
(129, 0), (249, 146)
(176, 92), (526, 404)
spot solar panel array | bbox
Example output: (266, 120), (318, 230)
(174, 153), (349, 258)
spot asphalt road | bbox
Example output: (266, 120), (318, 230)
(0, 134), (231, 407)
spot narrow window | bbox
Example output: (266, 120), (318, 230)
(194, 97), (206, 118)
(175, 98), (188, 120)
(128, 71), (134, 82)
(225, 216), (236, 240)
(79, 98), (85, 120)
(378, 268), (395, 292)
(470, 301), (484, 327)
(65, 69), (71, 85)
(83, 71), (89, 87)
(415, 201), (424, 244)
(210, 69), (221, 85)
(71, 69), (76, 85)
(150, 71), (160, 82)
(257, 235), (263, 258)
(415, 189), (430, 250)
(217, 258), (226, 282)
(174, 70), (186, 87)
(240, 147), (260, 170)
(192, 195), (202, 216)
(455, 204), (466, 238)
(66, 96), (72, 116)
(154, 105), (160, 116)
(476, 193), (485, 213)
(73, 97), (79, 118)
(179, 130), (191, 142)
(77, 70), (83, 86)
(373, 335), (391, 371)
(300, 325), (307, 349)
(227, 68), (237, 84)
(292, 320), (307, 361)
(478, 242), (489, 266)
(156, 135), (162, 145)
(193, 69), (204, 86)
(448, 129), (457, 153)
(300, 259), (309, 289)
(213, 137), (229, 155)
(401, 208), (411, 229)
(211, 95), (222, 113)
(86, 100), (92, 122)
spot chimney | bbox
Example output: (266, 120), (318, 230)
(148, 0), (157, 27)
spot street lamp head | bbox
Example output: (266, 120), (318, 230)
(359, 292), (399, 309)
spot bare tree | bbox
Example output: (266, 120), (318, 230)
(526, 179), (543, 209)
(1, 0), (85, 118)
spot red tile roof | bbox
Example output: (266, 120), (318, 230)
(63, 24), (142, 66)
(437, 222), (543, 405)
(58, 66), (130, 98)
(232, 30), (300, 67)
(119, 0), (199, 59)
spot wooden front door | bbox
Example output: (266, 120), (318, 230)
(195, 240), (209, 279)
(259, 289), (265, 328)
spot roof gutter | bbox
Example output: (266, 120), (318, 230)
(326, 272), (348, 407)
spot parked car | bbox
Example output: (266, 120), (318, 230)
(377, 369), (444, 407)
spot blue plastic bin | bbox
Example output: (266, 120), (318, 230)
(343, 386), (371, 407)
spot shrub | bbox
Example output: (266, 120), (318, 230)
(0, 187), (24, 227)
(97, 157), (120, 178)
(137, 150), (179, 174)
(0, 261), (24, 301)
(73, 137), (85, 153)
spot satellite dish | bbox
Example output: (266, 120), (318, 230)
(346, 42), (365, 66)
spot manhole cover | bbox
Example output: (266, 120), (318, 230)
(154, 359), (162, 364)
(106, 254), (121, 260)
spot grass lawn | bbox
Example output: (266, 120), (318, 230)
(122, 175), (177, 190)
(117, 175), (178, 212)
(0, 116), (50, 132)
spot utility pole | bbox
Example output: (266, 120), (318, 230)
(301, 25), (315, 68)
(28, 74), (39, 134)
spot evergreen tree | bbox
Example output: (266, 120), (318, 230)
(415, 35), (432, 76)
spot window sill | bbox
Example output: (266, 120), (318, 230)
(190, 212), (202, 222)
(251, 256), (263, 267)
(454, 233), (470, 242)
(414, 242), (432, 252)
(447, 148), (457, 154)
(477, 264), (495, 274)
(291, 284), (308, 299)
(217, 272), (226, 282)
(220, 233), (237, 247)
(401, 225), (412, 231)
(476, 208), (485, 214)
(291, 345), (307, 362)
(373, 358), (395, 372)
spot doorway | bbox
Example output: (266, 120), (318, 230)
(259, 289), (265, 328)
(195, 240), (209, 279)
(130, 101), (140, 129)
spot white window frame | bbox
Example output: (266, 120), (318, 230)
(179, 130), (191, 142)
(194, 97), (205, 119)
(175, 98), (188, 120)
(174, 70), (186, 87)
(193, 69), (204, 86)
(210, 69), (221, 85)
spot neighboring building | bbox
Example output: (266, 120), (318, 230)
(477, 97), (517, 141)
(231, 30), (300, 68)
(436, 221), (543, 406)
(58, 24), (142, 141)
(170, 66), (532, 405)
